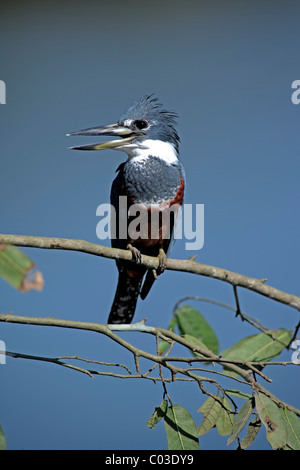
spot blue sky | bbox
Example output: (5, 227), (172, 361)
(0, 0), (299, 450)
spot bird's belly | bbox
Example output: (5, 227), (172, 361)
(127, 202), (179, 255)
(111, 159), (185, 255)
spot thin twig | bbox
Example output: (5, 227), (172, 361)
(172, 296), (271, 334)
(233, 286), (242, 319)
(1, 313), (300, 416)
(5, 350), (94, 378)
(57, 355), (132, 374)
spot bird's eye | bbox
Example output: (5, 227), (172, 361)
(134, 119), (148, 130)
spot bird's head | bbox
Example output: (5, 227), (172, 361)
(67, 95), (180, 160)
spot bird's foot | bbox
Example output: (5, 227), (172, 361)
(156, 248), (167, 275)
(127, 244), (142, 264)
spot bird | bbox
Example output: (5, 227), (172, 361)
(67, 95), (185, 324)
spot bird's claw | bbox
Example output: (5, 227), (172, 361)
(157, 248), (167, 275)
(127, 244), (142, 264)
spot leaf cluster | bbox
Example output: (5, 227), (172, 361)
(147, 304), (299, 450)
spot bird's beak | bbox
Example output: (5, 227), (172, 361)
(67, 123), (139, 150)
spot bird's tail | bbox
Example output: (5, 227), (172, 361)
(140, 270), (156, 300)
(108, 272), (144, 324)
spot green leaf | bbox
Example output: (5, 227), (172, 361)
(227, 398), (254, 446)
(175, 305), (219, 354)
(164, 404), (199, 450)
(225, 389), (253, 400)
(240, 417), (262, 449)
(281, 408), (300, 450)
(0, 425), (7, 450)
(255, 393), (288, 449)
(221, 329), (291, 377)
(0, 244), (43, 291)
(183, 334), (209, 357)
(158, 316), (177, 355)
(216, 397), (235, 436)
(146, 399), (168, 429)
(197, 396), (222, 436)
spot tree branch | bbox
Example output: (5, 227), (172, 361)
(1, 312), (300, 416)
(0, 233), (299, 312)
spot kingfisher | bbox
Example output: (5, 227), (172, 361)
(68, 95), (185, 324)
